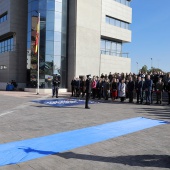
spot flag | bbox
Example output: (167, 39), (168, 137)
(34, 16), (40, 54)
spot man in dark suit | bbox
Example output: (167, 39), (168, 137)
(127, 76), (135, 103)
(143, 75), (153, 105)
(85, 74), (91, 109)
(71, 77), (76, 97)
(52, 76), (60, 98)
(166, 79), (170, 105)
(135, 76), (145, 104)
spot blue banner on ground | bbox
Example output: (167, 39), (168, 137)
(32, 98), (98, 107)
(0, 117), (167, 167)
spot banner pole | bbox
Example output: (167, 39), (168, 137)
(37, 12), (40, 95)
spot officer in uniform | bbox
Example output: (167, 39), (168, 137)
(85, 74), (91, 109)
(52, 76), (60, 98)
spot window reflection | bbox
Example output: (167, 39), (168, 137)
(0, 37), (14, 54)
(27, 0), (67, 88)
(0, 12), (8, 23)
(47, 0), (55, 11)
(54, 12), (62, 32)
(46, 41), (54, 55)
(101, 39), (122, 57)
(46, 31), (54, 41)
(106, 16), (130, 30)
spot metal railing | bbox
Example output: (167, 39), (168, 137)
(101, 50), (129, 58)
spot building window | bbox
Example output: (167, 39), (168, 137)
(0, 12), (8, 23)
(114, 0), (131, 7)
(106, 16), (130, 30)
(101, 39), (122, 57)
(0, 37), (14, 54)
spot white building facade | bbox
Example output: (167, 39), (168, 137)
(0, 0), (132, 91)
(68, 0), (132, 88)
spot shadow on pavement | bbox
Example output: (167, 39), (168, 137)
(57, 152), (170, 169)
(137, 107), (170, 120)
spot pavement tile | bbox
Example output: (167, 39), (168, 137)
(0, 91), (169, 170)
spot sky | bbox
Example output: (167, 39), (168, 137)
(123, 0), (170, 73)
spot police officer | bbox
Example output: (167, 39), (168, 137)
(52, 76), (60, 98)
(85, 74), (91, 109)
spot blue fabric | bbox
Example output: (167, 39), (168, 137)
(0, 117), (167, 167)
(6, 84), (14, 91)
(32, 98), (98, 107)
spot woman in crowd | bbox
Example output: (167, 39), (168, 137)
(111, 78), (117, 101)
(118, 78), (126, 102)
(91, 77), (97, 99)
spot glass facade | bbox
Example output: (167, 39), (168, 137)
(113, 0), (130, 7)
(106, 16), (130, 30)
(0, 37), (14, 54)
(0, 12), (7, 23)
(101, 39), (122, 57)
(27, 0), (67, 88)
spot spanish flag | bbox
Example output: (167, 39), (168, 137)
(34, 17), (40, 54)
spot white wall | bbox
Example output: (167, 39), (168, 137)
(101, 0), (132, 42)
(100, 54), (131, 74)
(75, 0), (102, 76)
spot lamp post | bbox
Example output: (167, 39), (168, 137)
(151, 58), (153, 69)
(136, 62), (138, 74)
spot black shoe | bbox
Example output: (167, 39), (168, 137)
(155, 102), (158, 104)
(144, 103), (147, 105)
(56, 96), (58, 98)
(85, 107), (90, 109)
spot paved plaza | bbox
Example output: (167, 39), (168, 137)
(0, 91), (169, 170)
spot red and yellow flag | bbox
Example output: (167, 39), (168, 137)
(34, 17), (40, 54)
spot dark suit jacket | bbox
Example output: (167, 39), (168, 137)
(86, 78), (91, 93)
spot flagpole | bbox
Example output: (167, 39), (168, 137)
(37, 12), (40, 95)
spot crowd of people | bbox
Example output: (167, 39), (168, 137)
(71, 71), (170, 106)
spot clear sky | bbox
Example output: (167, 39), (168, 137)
(123, 0), (170, 73)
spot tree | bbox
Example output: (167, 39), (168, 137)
(140, 65), (148, 73)
(139, 65), (165, 74)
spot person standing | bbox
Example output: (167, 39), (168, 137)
(104, 78), (110, 100)
(71, 77), (76, 97)
(155, 78), (164, 104)
(91, 77), (97, 99)
(127, 76), (135, 103)
(85, 75), (91, 109)
(166, 79), (170, 105)
(144, 75), (153, 105)
(118, 79), (126, 102)
(111, 78), (118, 101)
(80, 77), (86, 98)
(52, 76), (60, 98)
(140, 76), (145, 104)
(135, 76), (143, 104)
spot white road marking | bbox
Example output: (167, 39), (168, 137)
(0, 111), (14, 117)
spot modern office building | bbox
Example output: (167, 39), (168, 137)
(0, 0), (132, 90)
(0, 0), (27, 89)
